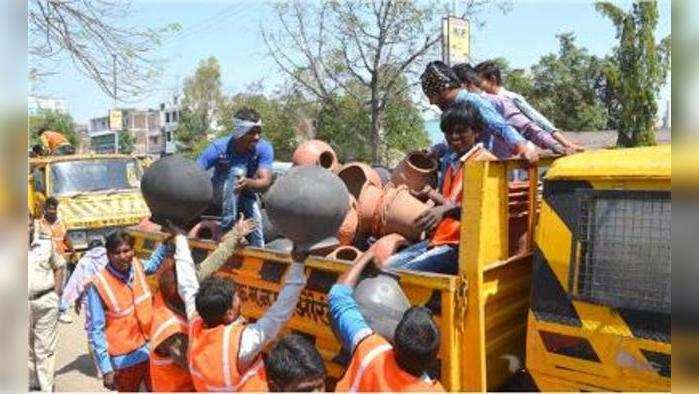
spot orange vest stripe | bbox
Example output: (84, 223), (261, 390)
(149, 292), (193, 392)
(430, 165), (464, 247)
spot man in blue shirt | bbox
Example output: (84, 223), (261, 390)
(420, 61), (539, 163)
(196, 107), (273, 246)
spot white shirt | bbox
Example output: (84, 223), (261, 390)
(28, 235), (65, 295)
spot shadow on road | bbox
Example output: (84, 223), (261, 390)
(56, 353), (98, 378)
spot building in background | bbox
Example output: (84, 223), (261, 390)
(74, 124), (90, 154)
(89, 108), (163, 156)
(159, 96), (180, 155)
(28, 96), (68, 115)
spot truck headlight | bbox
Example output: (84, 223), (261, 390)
(67, 230), (88, 250)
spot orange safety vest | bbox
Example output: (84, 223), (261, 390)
(335, 334), (444, 392)
(91, 259), (153, 356)
(40, 131), (70, 152)
(40, 218), (68, 254)
(429, 164), (464, 247)
(149, 292), (194, 392)
(188, 317), (268, 392)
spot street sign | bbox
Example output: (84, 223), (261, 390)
(442, 16), (470, 66)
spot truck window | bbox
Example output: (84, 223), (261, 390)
(571, 190), (670, 314)
(32, 167), (46, 193)
(49, 159), (142, 196)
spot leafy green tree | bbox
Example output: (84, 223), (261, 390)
(28, 109), (79, 147)
(176, 57), (224, 156)
(596, 0), (671, 146)
(118, 130), (135, 154)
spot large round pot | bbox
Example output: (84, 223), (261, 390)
(265, 238), (294, 254)
(338, 162), (382, 190)
(390, 150), (438, 193)
(337, 194), (359, 246)
(261, 209), (281, 242)
(292, 140), (340, 172)
(354, 271), (410, 342)
(326, 245), (361, 262)
(337, 163), (384, 236)
(375, 184), (429, 241)
(141, 155), (213, 227)
(264, 166), (349, 253)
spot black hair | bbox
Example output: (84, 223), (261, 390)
(195, 276), (236, 327)
(105, 230), (135, 254)
(36, 127), (48, 136)
(235, 107), (261, 123)
(474, 61), (502, 86)
(31, 144), (43, 154)
(44, 197), (59, 209)
(265, 334), (326, 392)
(452, 63), (481, 87)
(393, 306), (440, 377)
(440, 101), (483, 136)
(88, 239), (104, 250)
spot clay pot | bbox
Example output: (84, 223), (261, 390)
(326, 245), (361, 262)
(141, 155), (213, 227)
(337, 163), (384, 236)
(265, 238), (294, 254)
(261, 209), (281, 242)
(369, 233), (409, 268)
(292, 140), (340, 172)
(390, 150), (438, 193)
(188, 220), (222, 241)
(354, 271), (410, 342)
(135, 217), (161, 232)
(337, 194), (359, 246)
(264, 166), (349, 253)
(375, 184), (430, 242)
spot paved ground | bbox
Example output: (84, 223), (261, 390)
(54, 310), (106, 392)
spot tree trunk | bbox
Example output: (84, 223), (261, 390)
(370, 103), (383, 165)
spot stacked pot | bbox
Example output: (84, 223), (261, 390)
(274, 140), (439, 264)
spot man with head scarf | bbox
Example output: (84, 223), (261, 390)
(197, 107), (273, 246)
(420, 61), (539, 163)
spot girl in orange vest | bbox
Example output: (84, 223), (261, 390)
(385, 102), (484, 275)
(85, 230), (168, 391)
(170, 218), (309, 392)
(329, 251), (444, 392)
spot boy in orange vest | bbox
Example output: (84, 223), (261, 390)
(172, 220), (308, 392)
(37, 128), (75, 155)
(264, 334), (327, 392)
(85, 230), (168, 391)
(385, 101), (483, 275)
(329, 251), (444, 392)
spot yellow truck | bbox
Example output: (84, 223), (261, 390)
(127, 145), (670, 391)
(29, 154), (150, 252)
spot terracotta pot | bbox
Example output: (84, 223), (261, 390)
(372, 165), (392, 186)
(369, 233), (409, 268)
(292, 140), (340, 172)
(375, 184), (429, 242)
(264, 166), (349, 253)
(337, 194), (359, 245)
(326, 245), (361, 262)
(338, 162), (382, 190)
(188, 220), (222, 241)
(390, 150), (438, 193)
(141, 155), (213, 226)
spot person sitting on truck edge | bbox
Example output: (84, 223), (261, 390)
(84, 230), (168, 392)
(36, 128), (75, 156)
(264, 333), (327, 392)
(420, 60), (539, 164)
(452, 63), (572, 156)
(196, 107), (273, 246)
(474, 60), (583, 152)
(172, 219), (309, 392)
(384, 102), (481, 275)
(329, 251), (444, 392)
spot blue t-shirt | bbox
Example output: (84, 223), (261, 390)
(196, 135), (274, 185)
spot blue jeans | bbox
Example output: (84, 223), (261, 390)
(385, 240), (458, 275)
(220, 169), (265, 247)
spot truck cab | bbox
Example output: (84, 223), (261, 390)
(29, 154), (150, 251)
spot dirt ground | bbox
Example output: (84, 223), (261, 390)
(54, 310), (106, 392)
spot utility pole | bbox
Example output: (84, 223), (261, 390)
(113, 53), (119, 154)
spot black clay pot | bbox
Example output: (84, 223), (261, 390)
(261, 209), (281, 242)
(264, 166), (349, 253)
(141, 155), (213, 227)
(265, 238), (293, 254)
(354, 271), (410, 342)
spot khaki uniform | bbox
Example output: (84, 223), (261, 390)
(28, 234), (65, 391)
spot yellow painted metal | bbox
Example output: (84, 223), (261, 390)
(546, 145), (670, 181)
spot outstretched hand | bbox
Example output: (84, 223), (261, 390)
(222, 214), (257, 246)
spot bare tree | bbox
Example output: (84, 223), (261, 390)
(28, 0), (179, 101)
(262, 0), (510, 163)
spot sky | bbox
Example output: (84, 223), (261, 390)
(32, 0), (671, 125)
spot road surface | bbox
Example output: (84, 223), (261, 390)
(54, 310), (105, 392)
